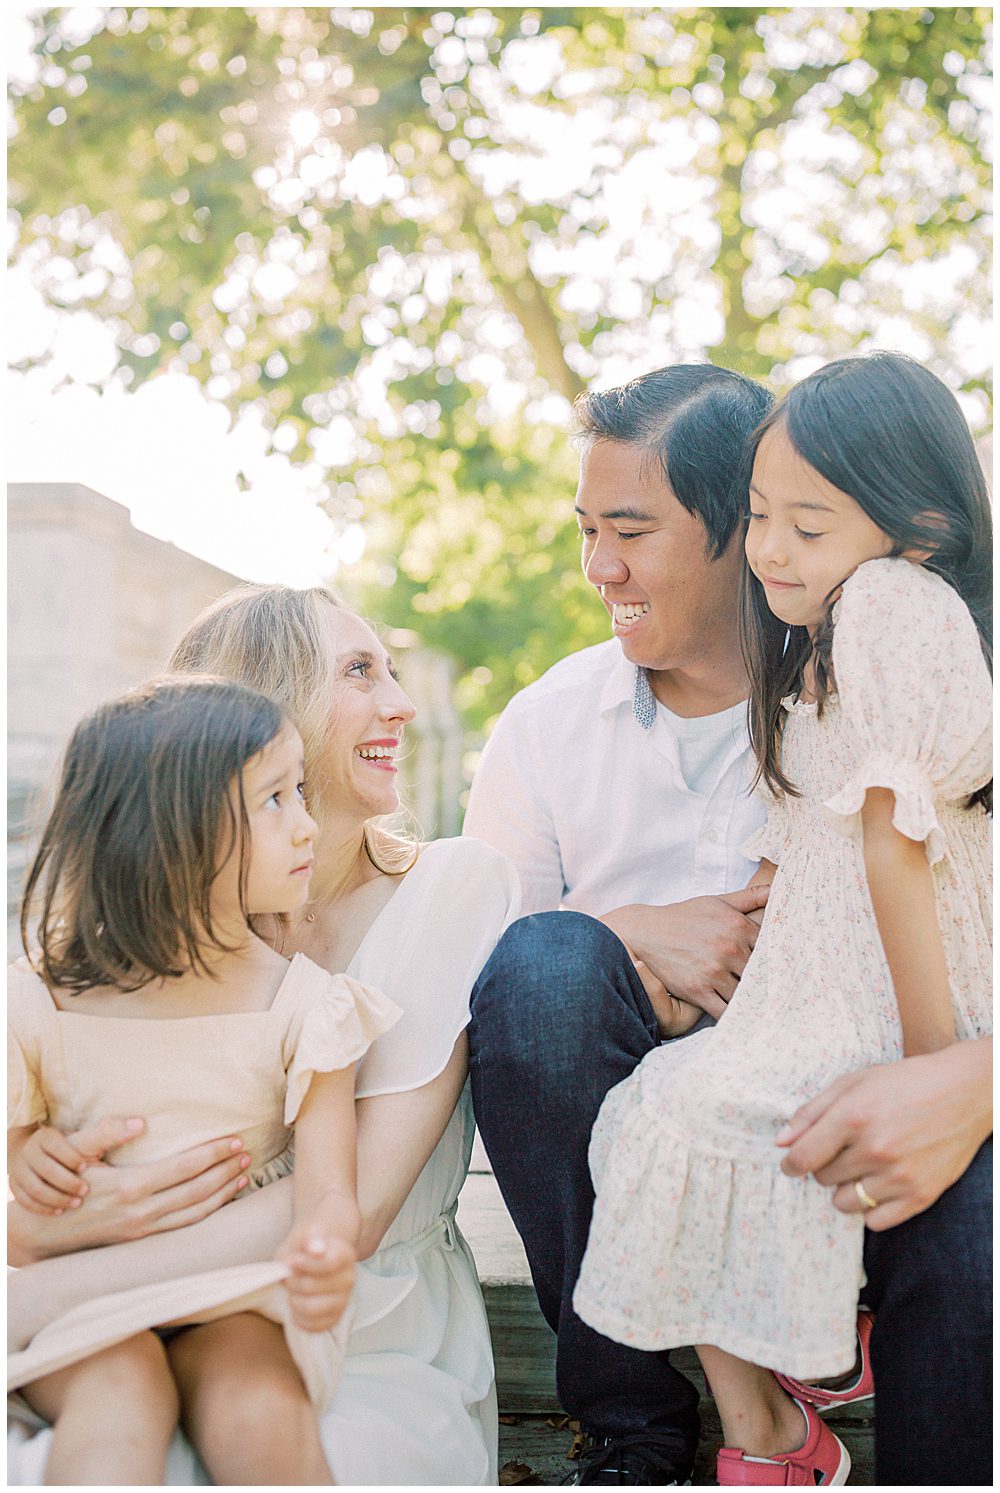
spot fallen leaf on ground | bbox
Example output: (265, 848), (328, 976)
(499, 1459), (536, 1485)
(567, 1424), (589, 1461)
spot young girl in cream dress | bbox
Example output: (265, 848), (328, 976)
(8, 675), (400, 1485)
(573, 353), (992, 1486)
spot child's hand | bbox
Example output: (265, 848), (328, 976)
(625, 948), (704, 1038)
(7, 1125), (92, 1215)
(745, 883), (772, 930)
(277, 1224), (356, 1333)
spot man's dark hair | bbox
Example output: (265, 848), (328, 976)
(575, 364), (774, 558)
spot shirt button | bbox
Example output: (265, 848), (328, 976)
(705, 828), (719, 844)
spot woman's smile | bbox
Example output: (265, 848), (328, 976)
(355, 738), (400, 773)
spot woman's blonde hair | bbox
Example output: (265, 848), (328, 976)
(168, 584), (416, 874)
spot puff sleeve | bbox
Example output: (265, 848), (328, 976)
(822, 558), (992, 864)
(741, 791), (791, 865)
(7, 962), (50, 1129)
(282, 966), (402, 1124)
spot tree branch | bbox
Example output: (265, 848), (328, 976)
(457, 177), (585, 402)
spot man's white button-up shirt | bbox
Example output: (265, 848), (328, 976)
(464, 640), (766, 916)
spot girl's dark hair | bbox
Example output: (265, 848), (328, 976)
(740, 350), (993, 813)
(22, 674), (289, 994)
(576, 363), (775, 557)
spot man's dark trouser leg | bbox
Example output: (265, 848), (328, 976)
(863, 1137), (992, 1486)
(469, 911), (700, 1455)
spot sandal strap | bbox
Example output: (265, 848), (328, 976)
(717, 1449), (792, 1485)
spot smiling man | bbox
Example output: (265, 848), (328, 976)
(465, 362), (992, 1488)
(464, 364), (774, 1484)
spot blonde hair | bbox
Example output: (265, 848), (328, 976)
(169, 584), (416, 875)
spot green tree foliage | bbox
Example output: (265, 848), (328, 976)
(8, 7), (992, 726)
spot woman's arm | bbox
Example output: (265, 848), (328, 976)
(861, 788), (955, 1055)
(8, 1179), (294, 1351)
(354, 1033), (469, 1259)
(7, 1117), (252, 1265)
(10, 1034), (472, 1349)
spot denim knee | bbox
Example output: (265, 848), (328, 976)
(470, 910), (652, 1086)
(864, 1137), (992, 1314)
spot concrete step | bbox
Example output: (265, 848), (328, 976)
(457, 1170), (875, 1486)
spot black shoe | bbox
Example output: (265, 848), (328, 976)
(565, 1430), (695, 1486)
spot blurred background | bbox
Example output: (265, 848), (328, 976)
(6, 5), (993, 902)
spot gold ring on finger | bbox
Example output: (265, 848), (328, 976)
(854, 1179), (878, 1211)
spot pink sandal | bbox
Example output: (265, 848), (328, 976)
(716, 1399), (851, 1486)
(773, 1309), (874, 1409)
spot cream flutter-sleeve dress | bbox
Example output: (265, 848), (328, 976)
(7, 953), (401, 1409)
(573, 558), (992, 1380)
(8, 834), (522, 1487)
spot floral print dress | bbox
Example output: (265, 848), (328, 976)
(573, 559), (992, 1378)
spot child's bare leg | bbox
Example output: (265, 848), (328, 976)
(169, 1312), (333, 1485)
(21, 1331), (178, 1485)
(696, 1343), (805, 1457)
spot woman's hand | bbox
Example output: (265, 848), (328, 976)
(8, 1116), (252, 1264)
(777, 1039), (992, 1231)
(276, 1192), (359, 1333)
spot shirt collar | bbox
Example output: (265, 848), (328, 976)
(598, 648), (655, 729)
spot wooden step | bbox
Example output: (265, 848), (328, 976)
(457, 1170), (875, 1485)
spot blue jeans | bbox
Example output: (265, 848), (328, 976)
(469, 911), (992, 1484)
(864, 1135), (992, 1485)
(469, 911), (701, 1457)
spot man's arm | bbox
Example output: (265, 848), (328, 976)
(778, 1037), (992, 1231)
(463, 696), (565, 913)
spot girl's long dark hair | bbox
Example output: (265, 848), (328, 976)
(740, 351), (992, 812)
(22, 675), (287, 994)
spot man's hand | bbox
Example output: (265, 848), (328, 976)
(7, 1116), (252, 1264)
(601, 887), (769, 1021)
(777, 1040), (992, 1231)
